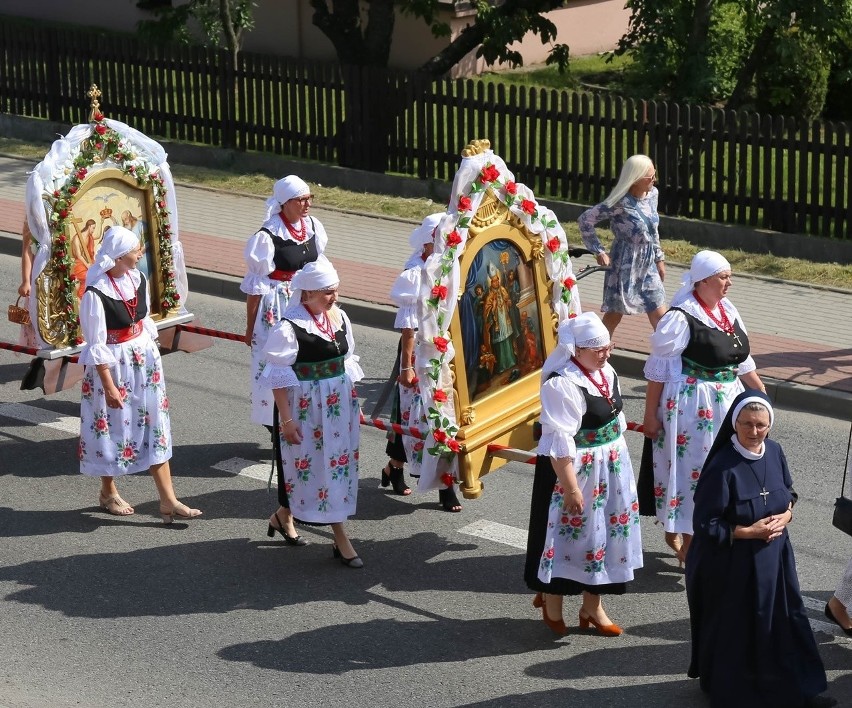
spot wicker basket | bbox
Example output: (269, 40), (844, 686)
(8, 296), (31, 325)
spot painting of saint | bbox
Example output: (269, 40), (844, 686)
(70, 218), (98, 299)
(459, 239), (545, 400)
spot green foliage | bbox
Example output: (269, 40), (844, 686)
(703, 4), (750, 100)
(137, 0), (255, 50)
(754, 28), (830, 120)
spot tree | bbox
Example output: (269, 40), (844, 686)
(309, 0), (572, 76)
(617, 0), (852, 112)
(137, 0), (256, 65)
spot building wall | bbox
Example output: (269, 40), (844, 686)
(0, 0), (629, 75)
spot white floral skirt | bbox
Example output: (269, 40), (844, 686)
(79, 333), (171, 476)
(279, 373), (360, 524)
(651, 375), (743, 533)
(250, 281), (292, 426)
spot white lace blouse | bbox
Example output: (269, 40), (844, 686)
(257, 304), (364, 389)
(78, 270), (158, 366)
(538, 362), (626, 461)
(644, 295), (756, 382)
(389, 253), (424, 330)
(240, 215), (328, 296)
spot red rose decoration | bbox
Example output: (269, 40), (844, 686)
(94, 111), (104, 122)
(433, 389), (448, 403)
(505, 181), (517, 195)
(94, 124), (107, 136)
(705, 410), (713, 419)
(68, 186), (77, 195)
(570, 517), (583, 528)
(545, 548), (555, 559)
(431, 285), (448, 300)
(586, 553), (594, 561)
(546, 237), (560, 253)
(441, 472), (454, 487)
(676, 434), (687, 445)
(610, 515), (618, 524)
(58, 209), (68, 219)
(520, 199), (536, 215)
(77, 168), (87, 179)
(686, 376), (697, 384)
(670, 499), (678, 508)
(632, 501), (639, 512)
(595, 549), (604, 561)
(618, 513), (629, 525)
(666, 400), (675, 410)
(654, 485), (663, 498)
(433, 429), (447, 443)
(480, 164), (500, 183)
(458, 195), (472, 212)
(433, 336), (449, 353)
(447, 438), (461, 453)
(446, 230), (462, 247)
(562, 277), (576, 290)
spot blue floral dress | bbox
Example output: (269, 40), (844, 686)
(578, 187), (665, 315)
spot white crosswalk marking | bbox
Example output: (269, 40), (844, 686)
(212, 456), (275, 484)
(0, 402), (79, 434)
(458, 519), (528, 550)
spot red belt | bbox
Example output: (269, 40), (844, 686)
(269, 270), (295, 282)
(106, 322), (143, 344)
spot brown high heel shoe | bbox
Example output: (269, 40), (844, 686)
(540, 597), (567, 636)
(579, 609), (623, 637)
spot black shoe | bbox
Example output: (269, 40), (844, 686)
(381, 464), (411, 495)
(438, 486), (462, 512)
(823, 602), (852, 636)
(267, 511), (307, 546)
(332, 544), (363, 568)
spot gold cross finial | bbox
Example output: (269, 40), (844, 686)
(87, 84), (102, 121)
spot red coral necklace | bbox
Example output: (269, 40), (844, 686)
(283, 216), (307, 242)
(693, 293), (741, 347)
(571, 356), (616, 415)
(108, 274), (138, 321)
(308, 307), (340, 353)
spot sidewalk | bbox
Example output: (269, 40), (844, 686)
(1, 153), (850, 418)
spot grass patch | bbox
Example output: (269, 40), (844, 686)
(3, 136), (850, 290)
(480, 52), (634, 92)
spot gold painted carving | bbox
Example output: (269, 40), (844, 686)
(461, 138), (491, 158)
(36, 264), (76, 347)
(460, 407), (476, 426)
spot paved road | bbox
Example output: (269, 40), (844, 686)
(1, 254), (850, 708)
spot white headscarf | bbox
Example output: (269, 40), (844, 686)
(265, 175), (311, 221)
(408, 212), (444, 251)
(85, 225), (140, 288)
(671, 250), (732, 306)
(288, 255), (339, 310)
(541, 312), (610, 379)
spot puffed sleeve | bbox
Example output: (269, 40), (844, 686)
(341, 309), (364, 383)
(577, 202), (611, 255)
(311, 217), (328, 255)
(725, 299), (757, 374)
(257, 320), (300, 390)
(691, 456), (734, 546)
(644, 309), (689, 382)
(390, 267), (420, 330)
(77, 291), (116, 367)
(537, 376), (586, 461)
(240, 230), (274, 295)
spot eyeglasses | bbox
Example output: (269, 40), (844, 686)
(290, 195), (314, 205)
(584, 344), (614, 354)
(735, 421), (770, 433)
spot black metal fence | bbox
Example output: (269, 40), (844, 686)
(1, 20), (849, 238)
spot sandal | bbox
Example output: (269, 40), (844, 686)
(438, 486), (462, 513)
(160, 502), (202, 524)
(381, 464), (411, 496)
(99, 493), (134, 516)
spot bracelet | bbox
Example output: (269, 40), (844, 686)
(567, 488), (580, 495)
(281, 418), (293, 426)
(400, 367), (414, 371)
